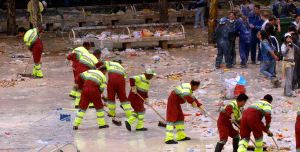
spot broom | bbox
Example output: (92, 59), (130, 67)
(135, 93), (167, 127)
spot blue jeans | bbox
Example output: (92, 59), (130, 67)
(194, 7), (206, 28)
(260, 61), (276, 79)
(250, 30), (261, 62)
(216, 41), (231, 67)
(239, 41), (251, 65)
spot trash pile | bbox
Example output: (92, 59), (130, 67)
(0, 79), (17, 88)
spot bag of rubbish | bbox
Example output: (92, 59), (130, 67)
(234, 76), (247, 97)
(224, 78), (237, 99)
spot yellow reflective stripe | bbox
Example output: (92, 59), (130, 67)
(106, 61), (125, 75)
(135, 75), (150, 92)
(174, 83), (192, 97)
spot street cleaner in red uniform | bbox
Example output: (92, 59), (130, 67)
(18, 27), (44, 78)
(238, 94), (274, 152)
(73, 66), (108, 130)
(67, 47), (101, 108)
(215, 93), (249, 152)
(67, 42), (92, 99)
(296, 107), (300, 152)
(125, 69), (156, 131)
(165, 80), (204, 144)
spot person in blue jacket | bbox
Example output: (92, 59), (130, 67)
(272, 0), (289, 18)
(228, 12), (238, 65)
(236, 16), (252, 68)
(214, 17), (233, 69)
(248, 4), (264, 64)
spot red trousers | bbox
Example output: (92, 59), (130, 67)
(240, 108), (266, 139)
(74, 63), (90, 85)
(30, 38), (43, 64)
(79, 80), (104, 110)
(107, 73), (127, 103)
(296, 115), (300, 150)
(217, 112), (239, 141)
(128, 91), (147, 112)
(166, 91), (185, 122)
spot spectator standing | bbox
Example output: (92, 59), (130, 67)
(281, 33), (297, 97)
(228, 12), (238, 65)
(214, 17), (232, 69)
(248, 5), (263, 64)
(194, 0), (207, 29)
(240, 0), (254, 17)
(292, 14), (300, 31)
(236, 16), (252, 68)
(257, 30), (280, 87)
(291, 32), (300, 89)
(273, 0), (289, 18)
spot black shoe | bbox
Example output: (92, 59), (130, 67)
(226, 66), (233, 69)
(215, 142), (225, 152)
(136, 128), (148, 131)
(69, 95), (76, 99)
(240, 64), (247, 68)
(125, 121), (131, 131)
(232, 138), (239, 152)
(177, 137), (191, 141)
(89, 106), (95, 108)
(73, 126), (78, 130)
(99, 125), (109, 129)
(215, 66), (221, 69)
(251, 61), (256, 64)
(33, 76), (43, 79)
(75, 105), (79, 109)
(165, 140), (178, 144)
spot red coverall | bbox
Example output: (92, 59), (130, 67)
(296, 114), (300, 151)
(239, 108), (271, 139)
(128, 78), (148, 112)
(217, 106), (239, 142)
(166, 91), (202, 122)
(77, 79), (104, 110)
(67, 53), (90, 84)
(107, 73), (127, 103)
(30, 38), (43, 64)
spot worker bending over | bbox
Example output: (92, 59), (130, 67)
(238, 94), (274, 152)
(18, 27), (44, 78)
(165, 80), (203, 144)
(125, 69), (156, 131)
(215, 93), (249, 152)
(73, 66), (108, 130)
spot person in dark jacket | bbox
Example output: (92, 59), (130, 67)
(273, 0), (289, 18)
(215, 17), (233, 69)
(236, 16), (252, 68)
(248, 5), (264, 64)
(228, 12), (238, 65)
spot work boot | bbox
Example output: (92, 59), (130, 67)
(177, 137), (191, 141)
(165, 140), (178, 144)
(125, 121), (131, 131)
(214, 142), (225, 152)
(99, 125), (109, 129)
(240, 64), (247, 68)
(73, 126), (78, 130)
(232, 138), (239, 152)
(136, 128), (148, 131)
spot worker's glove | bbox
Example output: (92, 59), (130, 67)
(192, 101), (198, 108)
(131, 86), (137, 94)
(267, 130), (273, 137)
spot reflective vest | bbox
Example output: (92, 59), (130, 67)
(80, 70), (107, 91)
(78, 53), (98, 69)
(221, 100), (241, 121)
(27, 0), (44, 23)
(72, 47), (90, 56)
(104, 61), (126, 76)
(131, 74), (150, 92)
(23, 28), (38, 47)
(174, 83), (193, 98)
(249, 100), (272, 116)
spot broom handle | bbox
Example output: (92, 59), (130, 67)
(271, 136), (280, 151)
(233, 121), (257, 147)
(136, 93), (166, 122)
(198, 106), (218, 122)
